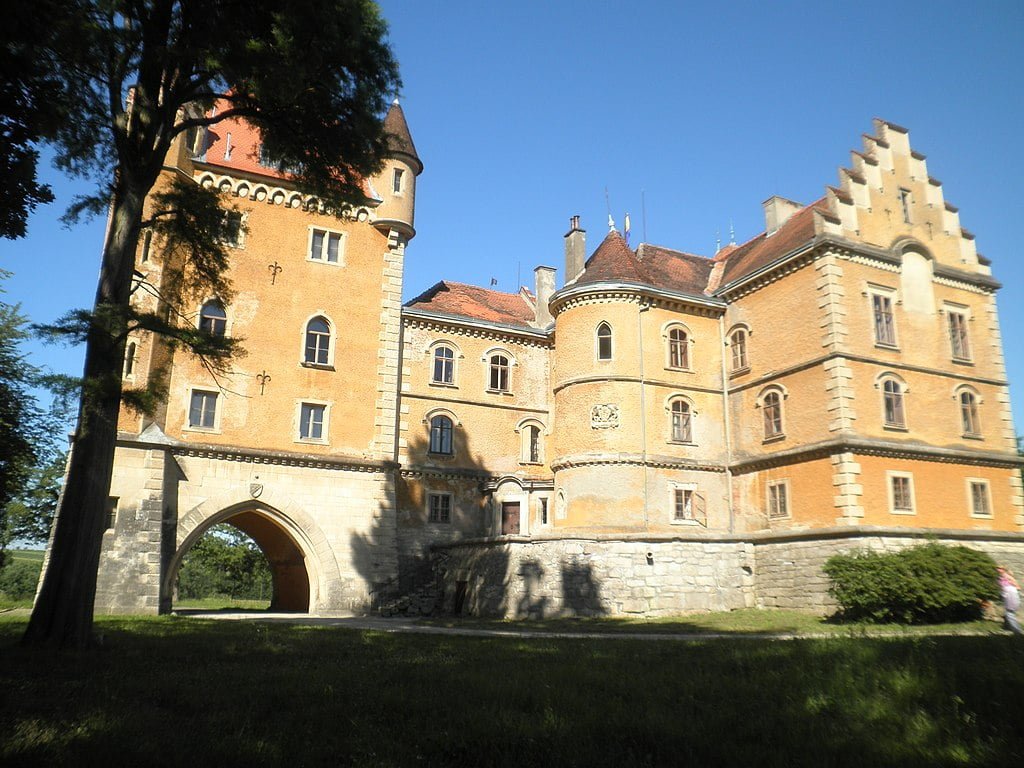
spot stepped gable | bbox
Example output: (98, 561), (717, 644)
(716, 198), (829, 289)
(383, 100), (423, 173)
(575, 230), (648, 286)
(405, 281), (535, 328)
(637, 243), (715, 295)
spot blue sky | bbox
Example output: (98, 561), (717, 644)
(2, 0), (1023, 433)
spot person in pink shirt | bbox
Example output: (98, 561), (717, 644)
(997, 566), (1022, 635)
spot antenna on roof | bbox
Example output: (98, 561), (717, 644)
(729, 220), (736, 245)
(641, 189), (648, 243)
(715, 229), (721, 254)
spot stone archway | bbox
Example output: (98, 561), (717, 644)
(164, 499), (340, 613)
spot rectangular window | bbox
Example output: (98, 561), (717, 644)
(428, 493), (451, 524)
(673, 489), (693, 521)
(222, 211), (243, 247)
(309, 228), (344, 264)
(871, 290), (897, 347)
(393, 168), (404, 194)
(140, 229), (152, 263)
(888, 473), (915, 515)
(106, 496), (119, 530)
(947, 310), (972, 362)
(299, 403), (326, 440)
(969, 480), (991, 518)
(188, 390), (218, 429)
(767, 481), (789, 519)
(539, 497), (548, 526)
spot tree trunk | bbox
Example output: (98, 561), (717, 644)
(23, 180), (146, 649)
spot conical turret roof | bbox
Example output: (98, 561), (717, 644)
(383, 100), (423, 174)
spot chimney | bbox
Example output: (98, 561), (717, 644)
(533, 265), (556, 327)
(762, 196), (803, 236)
(564, 215), (586, 284)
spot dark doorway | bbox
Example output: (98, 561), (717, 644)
(501, 501), (521, 535)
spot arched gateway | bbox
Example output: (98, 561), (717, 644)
(168, 501), (322, 612)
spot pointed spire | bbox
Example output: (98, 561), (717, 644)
(383, 100), (423, 174)
(608, 213), (616, 232)
(729, 220), (735, 245)
(715, 229), (721, 254)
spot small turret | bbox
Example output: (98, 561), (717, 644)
(372, 99), (423, 240)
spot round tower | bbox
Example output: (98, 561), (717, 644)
(550, 225), (651, 532)
(371, 99), (423, 240)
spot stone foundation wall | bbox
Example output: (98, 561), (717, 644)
(433, 528), (1024, 619)
(434, 536), (756, 618)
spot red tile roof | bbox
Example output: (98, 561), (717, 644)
(716, 199), (827, 287)
(405, 281), (536, 328)
(409, 200), (832, 323)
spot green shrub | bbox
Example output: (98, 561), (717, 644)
(0, 558), (42, 601)
(824, 543), (999, 623)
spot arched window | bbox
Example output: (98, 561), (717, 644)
(670, 399), (692, 443)
(429, 414), (454, 455)
(124, 342), (136, 376)
(731, 329), (748, 371)
(304, 316), (331, 365)
(527, 425), (541, 463)
(199, 300), (227, 337)
(762, 391), (783, 439)
(668, 327), (688, 369)
(596, 322), (613, 360)
(432, 345), (455, 384)
(959, 390), (980, 436)
(882, 378), (905, 428)
(519, 421), (544, 464)
(489, 354), (510, 392)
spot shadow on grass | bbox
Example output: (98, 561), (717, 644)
(1, 616), (1022, 767)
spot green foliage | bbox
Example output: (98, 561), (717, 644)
(825, 543), (1000, 623)
(4, 451), (65, 545)
(0, 555), (42, 601)
(177, 524), (272, 601)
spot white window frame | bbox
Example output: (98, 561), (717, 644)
(295, 399), (330, 444)
(955, 385), (982, 438)
(944, 304), (973, 363)
(306, 226), (346, 266)
(221, 210), (246, 249)
(669, 482), (699, 526)
(185, 387), (221, 433)
(662, 322), (692, 371)
(301, 313), (335, 368)
(767, 479), (791, 520)
(757, 385), (787, 442)
(966, 478), (992, 519)
(666, 395), (696, 445)
(877, 374), (908, 431)
(483, 347), (516, 394)
(728, 324), (751, 374)
(886, 471), (916, 516)
(429, 342), (459, 387)
(516, 419), (545, 465)
(867, 284), (898, 349)
(392, 167), (405, 197)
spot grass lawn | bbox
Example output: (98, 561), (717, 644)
(1, 614), (1023, 767)
(423, 608), (1006, 637)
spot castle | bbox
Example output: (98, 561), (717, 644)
(94, 105), (1024, 617)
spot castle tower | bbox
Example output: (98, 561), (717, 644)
(370, 100), (423, 241)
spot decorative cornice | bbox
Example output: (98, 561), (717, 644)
(549, 282), (725, 317)
(116, 434), (395, 473)
(193, 167), (378, 221)
(402, 309), (551, 347)
(551, 452), (726, 473)
(731, 437), (1023, 473)
(400, 390), (549, 416)
(552, 374), (722, 397)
